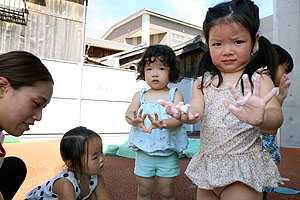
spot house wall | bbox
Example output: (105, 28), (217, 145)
(150, 15), (202, 46)
(104, 13), (202, 47)
(105, 16), (142, 44)
(0, 0), (85, 62)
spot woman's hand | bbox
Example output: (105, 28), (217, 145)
(223, 74), (277, 126)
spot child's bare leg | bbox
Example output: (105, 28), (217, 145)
(197, 188), (219, 200)
(157, 176), (176, 200)
(220, 182), (262, 200)
(136, 176), (155, 200)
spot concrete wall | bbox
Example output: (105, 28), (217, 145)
(273, 0), (300, 147)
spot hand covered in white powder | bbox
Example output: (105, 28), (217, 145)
(223, 74), (277, 126)
(158, 100), (200, 124)
(125, 108), (148, 133)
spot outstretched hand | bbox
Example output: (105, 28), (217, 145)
(158, 100), (200, 124)
(125, 108), (148, 133)
(223, 74), (277, 126)
(277, 74), (291, 101)
(147, 112), (166, 134)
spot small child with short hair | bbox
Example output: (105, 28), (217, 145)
(125, 44), (188, 199)
(25, 126), (110, 200)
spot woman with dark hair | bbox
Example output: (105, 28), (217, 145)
(0, 51), (54, 200)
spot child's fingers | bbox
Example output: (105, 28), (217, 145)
(280, 74), (291, 87)
(242, 74), (251, 95)
(223, 100), (240, 114)
(132, 109), (137, 118)
(148, 114), (154, 122)
(154, 112), (159, 120)
(253, 74), (261, 97)
(236, 91), (252, 106)
(142, 113), (148, 121)
(180, 112), (188, 121)
(141, 125), (149, 134)
(137, 108), (143, 118)
(280, 74), (289, 83)
(227, 83), (241, 100)
(157, 99), (167, 107)
(196, 77), (202, 89)
(203, 79), (212, 88)
(263, 88), (277, 104)
(147, 126), (153, 134)
(188, 112), (199, 121)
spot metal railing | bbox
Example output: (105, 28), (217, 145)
(0, 0), (28, 25)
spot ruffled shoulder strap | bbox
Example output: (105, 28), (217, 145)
(168, 87), (177, 102)
(140, 88), (146, 103)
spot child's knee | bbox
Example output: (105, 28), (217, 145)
(158, 186), (175, 199)
(157, 177), (176, 198)
(136, 176), (155, 197)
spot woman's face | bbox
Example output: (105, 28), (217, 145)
(0, 79), (53, 136)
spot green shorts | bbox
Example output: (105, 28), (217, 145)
(134, 151), (180, 178)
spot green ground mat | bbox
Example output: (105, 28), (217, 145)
(103, 138), (200, 159)
(3, 138), (20, 143)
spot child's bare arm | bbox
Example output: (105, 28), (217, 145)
(52, 178), (77, 200)
(93, 174), (111, 200)
(259, 74), (283, 134)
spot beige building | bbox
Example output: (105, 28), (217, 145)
(102, 8), (203, 47)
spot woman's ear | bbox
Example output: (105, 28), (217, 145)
(252, 32), (260, 53)
(0, 77), (10, 98)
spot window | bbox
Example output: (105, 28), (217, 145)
(171, 33), (185, 46)
(0, 0), (29, 25)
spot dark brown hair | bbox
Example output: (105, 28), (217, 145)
(60, 126), (102, 173)
(198, 0), (277, 93)
(136, 45), (181, 83)
(0, 51), (54, 89)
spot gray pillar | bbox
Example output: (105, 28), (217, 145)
(273, 0), (300, 147)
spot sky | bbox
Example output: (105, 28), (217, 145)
(86, 0), (273, 39)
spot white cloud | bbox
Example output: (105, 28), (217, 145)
(167, 0), (208, 27)
(86, 16), (120, 39)
(86, 1), (124, 39)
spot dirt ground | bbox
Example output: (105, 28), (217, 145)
(4, 139), (300, 200)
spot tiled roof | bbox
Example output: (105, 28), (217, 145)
(86, 37), (135, 51)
